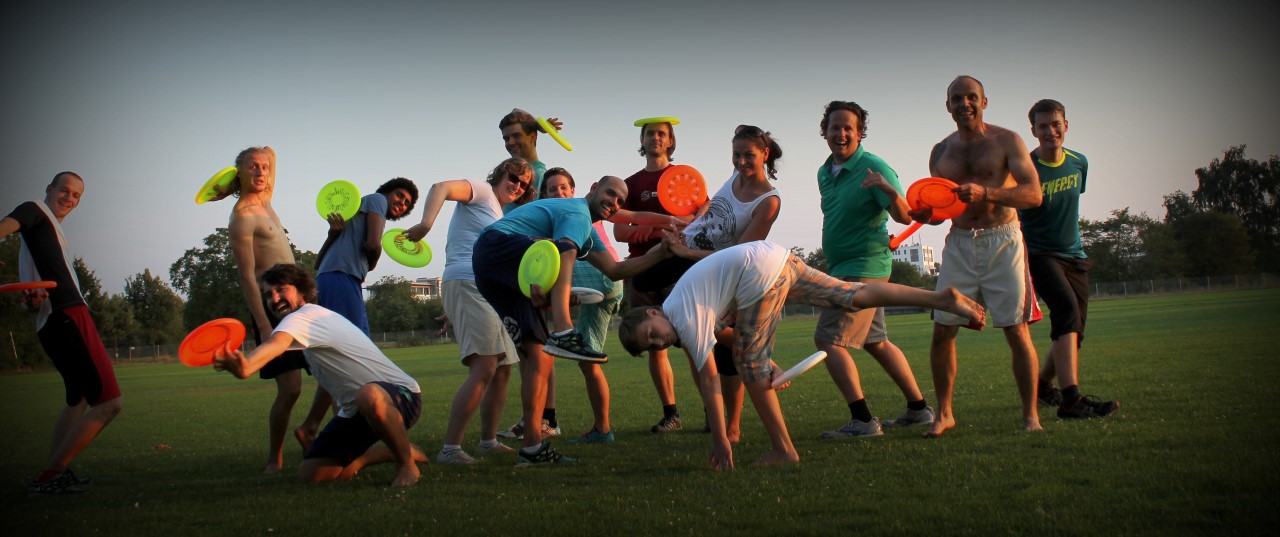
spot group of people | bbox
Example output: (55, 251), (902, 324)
(3, 75), (1118, 493)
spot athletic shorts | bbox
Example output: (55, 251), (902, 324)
(305, 382), (421, 465)
(252, 305), (311, 379)
(734, 254), (863, 384)
(38, 305), (121, 406)
(932, 222), (1040, 328)
(815, 275), (889, 349)
(473, 230), (576, 346)
(1028, 253), (1092, 345)
(443, 279), (518, 366)
(317, 271), (371, 336)
(575, 289), (624, 354)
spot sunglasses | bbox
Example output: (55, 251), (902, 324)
(506, 174), (531, 191)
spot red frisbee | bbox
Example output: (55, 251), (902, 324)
(178, 318), (246, 367)
(0, 281), (57, 293)
(889, 178), (968, 249)
(656, 165), (708, 217)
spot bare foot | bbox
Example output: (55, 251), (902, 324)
(940, 287), (985, 328)
(922, 414), (956, 438)
(755, 449), (800, 465)
(727, 428), (741, 444)
(294, 427), (316, 452)
(410, 444), (429, 464)
(262, 462), (283, 475)
(1023, 418), (1043, 432)
(389, 465), (420, 488)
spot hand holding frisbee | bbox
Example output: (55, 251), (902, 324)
(888, 177), (968, 249)
(316, 180), (361, 221)
(771, 351), (828, 390)
(536, 116), (573, 151)
(518, 240), (560, 297)
(195, 166), (239, 204)
(179, 318), (246, 367)
(0, 280), (57, 293)
(381, 228), (433, 268)
(657, 165), (708, 217)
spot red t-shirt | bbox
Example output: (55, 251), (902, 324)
(621, 166), (671, 258)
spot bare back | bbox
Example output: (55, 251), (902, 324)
(929, 123), (1039, 229)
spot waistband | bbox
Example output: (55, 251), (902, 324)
(948, 220), (1021, 239)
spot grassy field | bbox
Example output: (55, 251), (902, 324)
(2, 289), (1277, 536)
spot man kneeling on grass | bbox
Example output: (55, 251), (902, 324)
(618, 240), (985, 470)
(213, 263), (426, 487)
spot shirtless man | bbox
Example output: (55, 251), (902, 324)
(920, 76), (1043, 437)
(224, 146), (327, 472)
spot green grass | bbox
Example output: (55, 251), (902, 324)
(2, 289), (1277, 536)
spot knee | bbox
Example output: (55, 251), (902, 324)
(95, 397), (123, 420)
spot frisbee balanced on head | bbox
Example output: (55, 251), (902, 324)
(633, 116), (681, 127)
(316, 180), (361, 221)
(518, 240), (560, 298)
(771, 351), (829, 390)
(0, 281), (57, 293)
(888, 177), (968, 249)
(178, 318), (246, 367)
(194, 166), (239, 204)
(381, 228), (432, 268)
(657, 164), (708, 216)
(536, 117), (573, 151)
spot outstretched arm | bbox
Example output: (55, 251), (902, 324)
(586, 240), (671, 280)
(213, 330), (297, 379)
(403, 180), (474, 242)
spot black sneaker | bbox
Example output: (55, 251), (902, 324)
(27, 471), (87, 496)
(515, 441), (577, 466)
(1058, 395), (1120, 419)
(651, 413), (682, 433)
(1038, 385), (1063, 407)
(544, 331), (608, 363)
(64, 468), (91, 486)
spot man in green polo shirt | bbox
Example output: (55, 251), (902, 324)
(813, 100), (935, 439)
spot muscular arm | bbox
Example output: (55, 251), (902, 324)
(229, 213), (272, 336)
(403, 180), (474, 242)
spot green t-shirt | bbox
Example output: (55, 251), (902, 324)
(817, 145), (903, 278)
(1019, 149), (1088, 258)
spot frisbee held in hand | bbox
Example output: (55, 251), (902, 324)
(889, 177), (968, 250)
(381, 228), (433, 268)
(536, 117), (573, 151)
(772, 351), (828, 389)
(179, 318), (246, 367)
(657, 165), (707, 217)
(518, 240), (560, 298)
(195, 166), (238, 204)
(316, 180), (361, 221)
(0, 281), (57, 293)
(571, 287), (605, 305)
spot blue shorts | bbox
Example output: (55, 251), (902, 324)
(473, 230), (576, 346)
(305, 382), (422, 465)
(318, 271), (371, 336)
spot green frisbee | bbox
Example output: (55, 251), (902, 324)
(518, 240), (561, 297)
(316, 180), (361, 221)
(381, 228), (432, 268)
(195, 166), (238, 204)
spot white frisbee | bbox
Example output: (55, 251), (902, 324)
(771, 351), (828, 389)
(571, 287), (605, 305)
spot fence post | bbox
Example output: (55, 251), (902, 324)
(1123, 281), (1127, 297)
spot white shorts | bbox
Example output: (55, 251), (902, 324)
(443, 279), (519, 366)
(932, 222), (1039, 328)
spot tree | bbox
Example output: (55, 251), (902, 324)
(789, 246), (829, 274)
(125, 268), (185, 345)
(1134, 222), (1185, 279)
(1081, 208), (1159, 282)
(1192, 146), (1280, 270)
(366, 276), (419, 332)
(889, 260), (928, 288)
(1175, 211), (1254, 277)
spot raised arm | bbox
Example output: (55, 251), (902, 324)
(403, 179), (474, 242)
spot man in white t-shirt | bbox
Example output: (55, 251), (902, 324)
(617, 241), (985, 470)
(214, 264), (425, 487)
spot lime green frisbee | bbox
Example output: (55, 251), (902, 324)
(381, 228), (432, 268)
(518, 240), (560, 297)
(195, 166), (238, 204)
(633, 116), (681, 127)
(537, 117), (573, 151)
(316, 180), (361, 221)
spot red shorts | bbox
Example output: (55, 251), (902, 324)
(38, 305), (122, 406)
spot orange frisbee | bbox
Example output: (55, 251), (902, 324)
(656, 165), (707, 216)
(0, 281), (57, 293)
(178, 318), (246, 367)
(889, 178), (968, 249)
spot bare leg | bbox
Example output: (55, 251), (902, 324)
(266, 369), (302, 474)
(1039, 345), (1058, 384)
(337, 444), (429, 481)
(444, 355), (499, 445)
(864, 340), (925, 402)
(1003, 323), (1043, 432)
(579, 362), (611, 433)
(1051, 332), (1079, 389)
(854, 285), (985, 327)
(744, 377), (798, 465)
(295, 385), (332, 453)
(355, 383), (420, 487)
(520, 342), (552, 448)
(44, 397), (122, 472)
(648, 348), (676, 406)
(819, 343), (865, 404)
(924, 324), (959, 438)
(721, 375), (744, 443)
(479, 363), (512, 440)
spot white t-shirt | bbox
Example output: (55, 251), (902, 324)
(662, 241), (790, 371)
(274, 304), (420, 418)
(681, 172), (780, 252)
(443, 178), (503, 283)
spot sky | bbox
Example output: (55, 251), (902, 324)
(3, 0), (1278, 295)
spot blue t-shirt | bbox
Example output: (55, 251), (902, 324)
(484, 197), (605, 257)
(317, 192), (388, 281)
(1019, 149), (1088, 258)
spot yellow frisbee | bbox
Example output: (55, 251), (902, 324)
(634, 116), (681, 127)
(536, 117), (573, 151)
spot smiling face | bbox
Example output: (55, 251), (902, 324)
(731, 138), (768, 177)
(263, 283), (305, 320)
(946, 77), (987, 129)
(501, 124), (536, 160)
(44, 173), (84, 220)
(585, 176), (627, 221)
(495, 169), (532, 205)
(641, 123), (674, 158)
(1031, 110), (1068, 152)
(542, 173), (575, 199)
(384, 188), (413, 219)
(823, 109), (863, 164)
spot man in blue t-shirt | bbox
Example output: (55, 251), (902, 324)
(1020, 99), (1118, 420)
(315, 177), (418, 335)
(472, 176), (670, 465)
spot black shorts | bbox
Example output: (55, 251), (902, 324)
(473, 230), (577, 346)
(1028, 254), (1092, 345)
(251, 316), (311, 379)
(305, 382), (421, 465)
(38, 305), (122, 406)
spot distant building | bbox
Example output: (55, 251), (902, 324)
(410, 276), (442, 301)
(892, 242), (936, 275)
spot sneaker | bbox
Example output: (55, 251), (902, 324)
(1058, 395), (1120, 419)
(496, 420), (524, 439)
(883, 406), (935, 427)
(544, 331), (608, 363)
(1038, 385), (1064, 407)
(477, 441), (515, 454)
(515, 442), (577, 466)
(820, 417), (884, 438)
(27, 470), (87, 496)
(436, 448), (478, 465)
(567, 428), (615, 445)
(651, 413), (682, 433)
(542, 419), (562, 438)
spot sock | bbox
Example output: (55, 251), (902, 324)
(520, 442), (544, 455)
(848, 399), (873, 422)
(478, 438), (499, 449)
(907, 399), (928, 411)
(36, 469), (61, 483)
(441, 444), (461, 453)
(663, 404), (679, 418)
(552, 329), (573, 337)
(1062, 385), (1081, 403)
(543, 407), (558, 427)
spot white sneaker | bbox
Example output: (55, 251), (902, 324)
(820, 417), (884, 438)
(477, 441), (515, 454)
(542, 419), (562, 438)
(883, 406), (935, 427)
(436, 448), (478, 465)
(496, 420), (524, 439)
